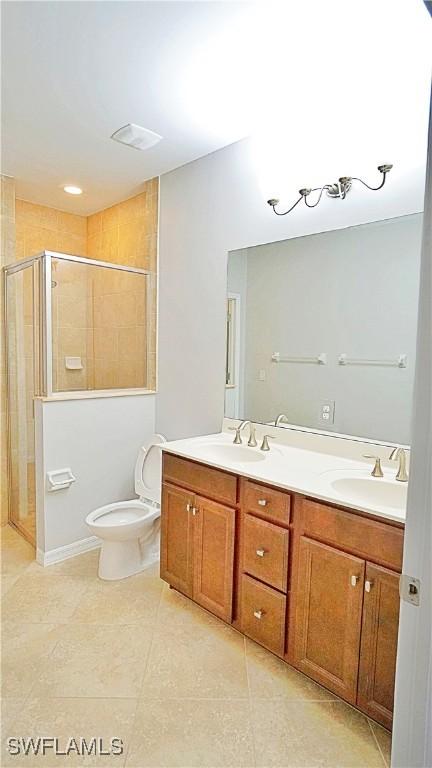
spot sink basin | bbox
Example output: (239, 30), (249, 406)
(192, 443), (266, 464)
(321, 469), (407, 514)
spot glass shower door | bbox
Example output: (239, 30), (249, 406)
(5, 261), (40, 543)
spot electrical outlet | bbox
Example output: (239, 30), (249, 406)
(319, 400), (335, 425)
(258, 369), (266, 381)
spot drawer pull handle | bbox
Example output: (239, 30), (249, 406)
(350, 575), (360, 587)
(256, 548), (266, 558)
(253, 609), (264, 620)
(258, 499), (268, 507)
(365, 580), (374, 592)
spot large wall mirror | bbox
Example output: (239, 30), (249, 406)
(225, 214), (422, 445)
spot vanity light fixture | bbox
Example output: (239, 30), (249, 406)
(267, 164), (393, 216)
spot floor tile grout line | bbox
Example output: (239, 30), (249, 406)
(244, 635), (258, 768)
(123, 578), (165, 766)
(367, 717), (389, 768)
(18, 621), (67, 702)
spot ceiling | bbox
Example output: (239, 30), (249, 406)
(2, 0), (431, 216)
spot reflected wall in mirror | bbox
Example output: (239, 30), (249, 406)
(225, 214), (422, 445)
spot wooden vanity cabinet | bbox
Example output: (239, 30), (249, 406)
(357, 564), (401, 730)
(236, 478), (292, 655)
(242, 514), (289, 592)
(160, 483), (194, 597)
(241, 573), (286, 655)
(192, 495), (235, 622)
(160, 453), (404, 730)
(160, 455), (237, 622)
(291, 498), (403, 726)
(294, 536), (365, 703)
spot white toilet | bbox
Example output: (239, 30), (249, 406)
(86, 434), (166, 580)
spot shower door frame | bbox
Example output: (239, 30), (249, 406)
(42, 251), (151, 397)
(3, 255), (43, 543)
(3, 250), (152, 539)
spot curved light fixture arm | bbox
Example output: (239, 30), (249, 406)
(267, 164), (393, 216)
(268, 195), (304, 216)
(350, 165), (393, 192)
(304, 186), (330, 208)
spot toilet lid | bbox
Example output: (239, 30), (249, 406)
(134, 433), (166, 505)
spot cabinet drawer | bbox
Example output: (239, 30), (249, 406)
(243, 514), (289, 592)
(244, 481), (291, 525)
(163, 453), (238, 506)
(303, 499), (403, 571)
(240, 574), (286, 655)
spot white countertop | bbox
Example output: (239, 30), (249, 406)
(161, 428), (407, 524)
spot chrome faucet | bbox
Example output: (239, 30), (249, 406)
(389, 447), (408, 482)
(275, 413), (289, 427)
(229, 420), (257, 447)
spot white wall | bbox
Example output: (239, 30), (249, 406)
(229, 215), (422, 444)
(157, 136), (425, 440)
(392, 87), (432, 768)
(35, 394), (156, 554)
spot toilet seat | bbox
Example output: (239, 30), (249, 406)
(86, 500), (159, 528)
(87, 432), (166, 527)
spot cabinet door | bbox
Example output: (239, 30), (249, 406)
(193, 495), (235, 622)
(160, 483), (194, 597)
(293, 536), (365, 704)
(358, 563), (400, 729)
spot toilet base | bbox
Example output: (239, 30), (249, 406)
(98, 537), (158, 580)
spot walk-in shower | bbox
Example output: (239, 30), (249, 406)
(3, 250), (154, 543)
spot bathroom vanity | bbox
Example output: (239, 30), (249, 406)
(160, 432), (405, 731)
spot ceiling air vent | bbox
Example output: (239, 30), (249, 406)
(110, 123), (162, 151)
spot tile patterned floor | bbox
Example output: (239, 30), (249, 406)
(1, 525), (392, 767)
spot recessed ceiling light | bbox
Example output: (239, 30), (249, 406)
(111, 123), (162, 151)
(63, 185), (83, 195)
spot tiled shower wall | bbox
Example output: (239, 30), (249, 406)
(15, 199), (89, 392)
(2, 179), (158, 527)
(86, 180), (158, 390)
(14, 178), (158, 392)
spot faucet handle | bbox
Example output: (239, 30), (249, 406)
(363, 454), (384, 478)
(229, 426), (243, 445)
(260, 435), (275, 452)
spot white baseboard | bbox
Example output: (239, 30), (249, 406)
(37, 536), (101, 567)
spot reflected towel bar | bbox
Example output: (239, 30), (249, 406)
(271, 352), (327, 365)
(338, 354), (407, 368)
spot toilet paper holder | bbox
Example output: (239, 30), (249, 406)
(47, 468), (76, 492)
